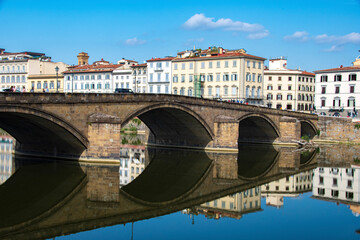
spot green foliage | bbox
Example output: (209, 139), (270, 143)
(354, 157), (360, 163)
(301, 135), (310, 142)
(316, 130), (321, 136)
(132, 118), (142, 126)
(121, 138), (128, 144)
(355, 123), (360, 130)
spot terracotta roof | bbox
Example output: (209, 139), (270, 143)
(131, 63), (147, 67)
(63, 63), (123, 74)
(147, 57), (175, 62)
(314, 66), (360, 73)
(172, 52), (266, 61)
(300, 71), (315, 76)
(0, 51), (45, 56)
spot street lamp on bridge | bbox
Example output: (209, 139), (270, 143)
(55, 66), (59, 93)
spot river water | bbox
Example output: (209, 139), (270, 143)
(0, 134), (359, 240)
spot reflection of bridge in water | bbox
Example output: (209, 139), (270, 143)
(0, 144), (330, 240)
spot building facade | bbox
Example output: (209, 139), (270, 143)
(312, 166), (360, 204)
(119, 145), (146, 187)
(131, 63), (148, 93)
(261, 170), (313, 207)
(314, 56), (360, 116)
(264, 57), (315, 112)
(171, 47), (265, 105)
(147, 57), (173, 94)
(0, 48), (67, 92)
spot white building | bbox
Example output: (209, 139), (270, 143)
(0, 48), (68, 92)
(131, 63), (147, 93)
(119, 145), (146, 187)
(314, 56), (360, 116)
(113, 58), (139, 91)
(0, 136), (14, 184)
(312, 166), (360, 203)
(147, 57), (173, 94)
(264, 57), (315, 112)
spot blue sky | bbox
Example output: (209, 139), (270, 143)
(0, 0), (359, 71)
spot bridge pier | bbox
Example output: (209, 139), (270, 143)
(212, 116), (239, 150)
(81, 114), (122, 160)
(278, 117), (301, 144)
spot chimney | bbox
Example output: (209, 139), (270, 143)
(0, 48), (5, 54)
(77, 52), (89, 65)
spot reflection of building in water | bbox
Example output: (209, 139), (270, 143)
(119, 145), (146, 187)
(0, 137), (15, 184)
(184, 187), (261, 220)
(312, 166), (360, 209)
(261, 170), (313, 208)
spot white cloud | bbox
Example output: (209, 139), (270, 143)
(322, 45), (343, 52)
(247, 30), (269, 39)
(315, 32), (360, 44)
(284, 31), (309, 42)
(183, 13), (264, 32)
(124, 37), (147, 46)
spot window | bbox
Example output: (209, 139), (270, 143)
(216, 86), (220, 97)
(278, 76), (282, 81)
(318, 188), (325, 195)
(207, 74), (213, 82)
(157, 73), (161, 82)
(173, 88), (177, 94)
(348, 180), (352, 188)
(224, 86), (228, 95)
(157, 85), (161, 93)
(216, 74), (220, 82)
(287, 94), (293, 100)
(189, 62), (193, 69)
(346, 192), (354, 199)
(350, 85), (355, 93)
(321, 86), (326, 94)
(321, 99), (326, 107)
(252, 73), (256, 82)
(216, 61), (221, 68)
(258, 75), (262, 83)
(173, 75), (178, 83)
(182, 63), (185, 70)
(224, 61), (229, 68)
(348, 97), (355, 107)
(253, 61), (256, 68)
(333, 178), (338, 186)
(37, 81), (41, 89)
(189, 75), (193, 82)
(331, 190), (339, 197)
(333, 98), (341, 107)
(267, 93), (273, 100)
(165, 73), (169, 81)
(174, 63), (178, 70)
(97, 75), (101, 80)
(223, 74), (229, 81)
(247, 61), (250, 68)
(278, 85), (282, 90)
(149, 85), (153, 93)
(320, 75), (328, 82)
(288, 85), (292, 90)
(335, 86), (340, 94)
(258, 62), (261, 69)
(288, 76), (292, 81)
(208, 87), (212, 96)
(180, 87), (185, 95)
(334, 75), (342, 82)
(246, 73), (251, 81)
(349, 74), (357, 81)
(149, 73), (153, 82)
(233, 60), (237, 67)
(209, 62), (213, 68)
(200, 62), (205, 69)
(231, 74), (237, 81)
(267, 85), (273, 90)
(277, 94), (282, 100)
(269, 76), (272, 81)
(181, 75), (185, 82)
(232, 86), (237, 96)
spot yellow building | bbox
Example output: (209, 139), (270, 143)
(172, 47), (266, 105)
(27, 73), (65, 93)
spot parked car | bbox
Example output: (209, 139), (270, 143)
(347, 111), (357, 118)
(332, 112), (341, 117)
(114, 88), (133, 94)
(0, 88), (12, 92)
(319, 112), (326, 116)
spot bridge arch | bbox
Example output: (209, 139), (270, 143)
(238, 114), (280, 143)
(300, 120), (317, 139)
(0, 106), (88, 157)
(123, 103), (214, 148)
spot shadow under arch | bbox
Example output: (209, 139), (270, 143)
(0, 106), (88, 157)
(300, 148), (318, 165)
(123, 103), (214, 148)
(300, 120), (317, 139)
(0, 157), (86, 233)
(121, 148), (213, 204)
(237, 144), (279, 180)
(238, 114), (280, 143)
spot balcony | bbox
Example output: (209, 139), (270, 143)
(154, 67), (163, 72)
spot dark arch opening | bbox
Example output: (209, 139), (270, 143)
(300, 121), (317, 139)
(0, 112), (87, 158)
(131, 107), (213, 148)
(237, 144), (279, 179)
(121, 148), (212, 203)
(239, 116), (279, 143)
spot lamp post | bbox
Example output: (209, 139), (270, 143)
(133, 68), (137, 92)
(55, 66), (59, 93)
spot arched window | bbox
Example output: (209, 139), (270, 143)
(251, 86), (255, 97)
(246, 86), (250, 98)
(188, 88), (193, 96)
(257, 87), (261, 98)
(180, 87), (185, 95)
(173, 88), (178, 94)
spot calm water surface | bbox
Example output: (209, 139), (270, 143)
(0, 135), (359, 240)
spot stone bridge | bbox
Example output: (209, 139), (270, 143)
(0, 93), (319, 159)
